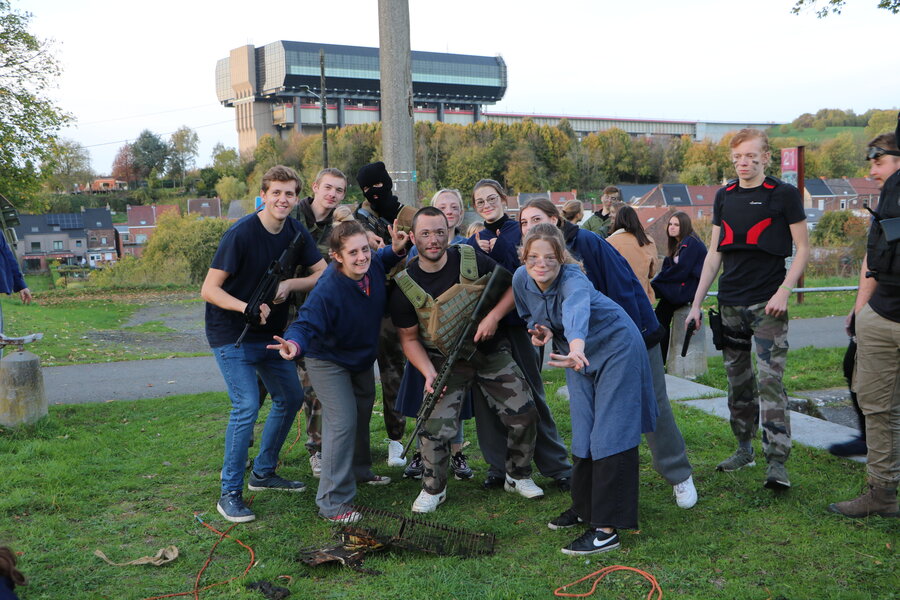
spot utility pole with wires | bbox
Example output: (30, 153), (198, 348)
(320, 49), (328, 168)
(378, 0), (417, 206)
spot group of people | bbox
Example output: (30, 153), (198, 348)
(200, 124), (900, 558)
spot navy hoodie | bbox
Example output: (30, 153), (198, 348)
(283, 246), (402, 371)
(562, 221), (663, 346)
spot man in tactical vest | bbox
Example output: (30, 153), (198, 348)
(290, 168), (348, 477)
(686, 129), (809, 491)
(829, 123), (900, 518)
(389, 206), (541, 513)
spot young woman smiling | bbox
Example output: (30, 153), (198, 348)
(268, 213), (408, 523)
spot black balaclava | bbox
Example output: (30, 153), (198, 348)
(356, 161), (394, 211)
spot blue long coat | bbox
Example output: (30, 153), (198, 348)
(513, 264), (656, 460)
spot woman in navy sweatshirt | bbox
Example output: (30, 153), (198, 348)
(650, 211), (707, 364)
(268, 214), (408, 523)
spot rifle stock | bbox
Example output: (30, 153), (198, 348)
(401, 266), (512, 458)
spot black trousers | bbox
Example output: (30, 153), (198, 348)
(655, 297), (686, 365)
(571, 447), (639, 531)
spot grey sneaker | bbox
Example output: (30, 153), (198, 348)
(248, 472), (306, 492)
(217, 490), (255, 523)
(309, 451), (322, 478)
(716, 447), (756, 472)
(451, 452), (474, 480)
(764, 461), (791, 490)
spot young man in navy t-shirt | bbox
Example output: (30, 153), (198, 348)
(201, 165), (326, 523)
(686, 129), (809, 492)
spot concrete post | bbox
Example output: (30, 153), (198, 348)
(378, 0), (417, 207)
(0, 350), (47, 427)
(667, 305), (708, 379)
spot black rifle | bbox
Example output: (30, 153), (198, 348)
(681, 318), (696, 357)
(401, 266), (513, 458)
(234, 229), (306, 348)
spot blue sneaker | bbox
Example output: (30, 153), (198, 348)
(217, 491), (255, 523)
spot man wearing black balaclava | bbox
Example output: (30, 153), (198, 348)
(355, 161), (416, 245)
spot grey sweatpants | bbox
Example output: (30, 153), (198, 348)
(305, 357), (377, 518)
(644, 341), (692, 485)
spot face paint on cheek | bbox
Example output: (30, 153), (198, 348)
(751, 160), (760, 166)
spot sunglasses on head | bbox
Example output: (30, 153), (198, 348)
(867, 146), (900, 160)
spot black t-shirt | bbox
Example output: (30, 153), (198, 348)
(713, 182), (806, 306)
(205, 214), (322, 347)
(869, 282), (900, 322)
(389, 246), (504, 351)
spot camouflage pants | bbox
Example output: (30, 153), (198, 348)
(721, 302), (791, 463)
(420, 343), (537, 494)
(377, 316), (407, 441)
(297, 357), (323, 455)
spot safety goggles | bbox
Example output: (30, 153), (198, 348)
(866, 146), (900, 160)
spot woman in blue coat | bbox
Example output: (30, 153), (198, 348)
(513, 223), (656, 556)
(268, 214), (408, 523)
(651, 211), (707, 364)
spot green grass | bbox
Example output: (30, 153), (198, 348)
(23, 274), (53, 293)
(2, 294), (202, 366)
(123, 320), (176, 333)
(694, 346), (848, 393)
(0, 376), (895, 600)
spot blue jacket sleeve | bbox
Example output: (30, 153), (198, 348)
(558, 272), (593, 343)
(283, 281), (332, 353)
(653, 236), (707, 285)
(0, 235), (26, 293)
(374, 245), (402, 273)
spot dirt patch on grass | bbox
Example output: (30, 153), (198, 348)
(88, 293), (208, 355)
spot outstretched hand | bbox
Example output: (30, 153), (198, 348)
(266, 335), (298, 360)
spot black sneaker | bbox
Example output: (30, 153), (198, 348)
(404, 452), (424, 479)
(561, 529), (620, 556)
(828, 436), (867, 457)
(555, 477), (572, 492)
(548, 508), (583, 530)
(217, 491), (255, 523)
(248, 472), (306, 492)
(451, 452), (474, 480)
(482, 474), (505, 489)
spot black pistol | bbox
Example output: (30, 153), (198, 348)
(681, 318), (696, 357)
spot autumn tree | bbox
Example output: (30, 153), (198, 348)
(864, 110), (898, 141)
(0, 0), (71, 203)
(168, 125), (199, 185)
(41, 138), (93, 193)
(111, 143), (136, 184)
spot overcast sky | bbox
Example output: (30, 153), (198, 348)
(24, 0), (900, 175)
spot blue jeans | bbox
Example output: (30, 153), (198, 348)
(213, 341), (303, 493)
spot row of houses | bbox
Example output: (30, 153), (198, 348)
(12, 198), (224, 272)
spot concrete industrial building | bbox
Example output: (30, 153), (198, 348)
(217, 40), (776, 156)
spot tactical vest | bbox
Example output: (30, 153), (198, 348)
(866, 169), (900, 285)
(394, 244), (489, 357)
(717, 176), (793, 257)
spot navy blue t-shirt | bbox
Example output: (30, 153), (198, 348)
(205, 213), (322, 348)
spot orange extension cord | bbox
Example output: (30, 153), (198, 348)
(143, 410), (305, 600)
(554, 565), (663, 599)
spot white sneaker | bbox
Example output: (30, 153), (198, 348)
(309, 451), (322, 478)
(364, 475), (391, 486)
(673, 475), (698, 509)
(504, 474), (544, 499)
(387, 440), (407, 467)
(411, 488), (447, 513)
